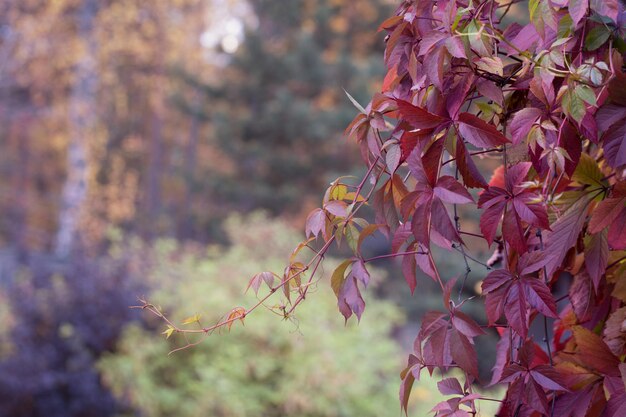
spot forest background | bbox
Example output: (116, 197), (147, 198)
(0, 1), (507, 416)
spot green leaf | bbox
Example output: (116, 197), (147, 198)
(585, 26), (611, 51)
(345, 223), (359, 254)
(529, 0), (541, 22)
(572, 153), (604, 187)
(558, 13), (573, 38)
(575, 85), (597, 106)
(529, 0), (545, 34)
(562, 88), (586, 123)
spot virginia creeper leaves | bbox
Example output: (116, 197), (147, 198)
(249, 2), (626, 416)
(457, 113), (509, 148)
(478, 162), (549, 252)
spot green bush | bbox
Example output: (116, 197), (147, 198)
(99, 213), (404, 417)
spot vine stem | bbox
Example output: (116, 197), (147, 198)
(537, 228), (556, 417)
(363, 249), (427, 263)
(137, 146), (388, 347)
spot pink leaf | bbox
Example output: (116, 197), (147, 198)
(437, 377), (464, 396)
(305, 208), (326, 238)
(509, 108), (542, 145)
(569, 0), (589, 26)
(324, 200), (348, 217)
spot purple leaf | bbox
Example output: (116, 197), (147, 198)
(437, 377), (464, 396)
(509, 107), (542, 145)
(569, 0), (589, 26)
(457, 113), (509, 148)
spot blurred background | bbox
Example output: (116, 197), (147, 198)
(0, 0), (501, 415)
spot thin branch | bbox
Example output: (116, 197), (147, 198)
(363, 249), (428, 263)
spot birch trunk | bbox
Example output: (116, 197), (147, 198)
(54, 0), (98, 257)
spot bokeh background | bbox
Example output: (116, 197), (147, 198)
(0, 1), (503, 415)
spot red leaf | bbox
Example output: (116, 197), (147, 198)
(525, 379), (550, 415)
(455, 138), (488, 188)
(559, 120), (582, 177)
(415, 251), (438, 282)
(392, 222), (412, 253)
(479, 163), (547, 251)
(451, 311), (485, 338)
(482, 269), (513, 293)
(504, 162), (532, 192)
(530, 366), (569, 391)
(430, 198), (462, 245)
(449, 327), (479, 378)
(523, 277), (558, 318)
(434, 176), (474, 204)
(603, 124), (626, 168)
(246, 271), (276, 295)
(411, 196), (433, 245)
(518, 250), (557, 275)
(553, 384), (600, 417)
(502, 206), (527, 252)
(609, 208), (626, 249)
(572, 326), (620, 376)
(402, 252), (417, 295)
(584, 229), (609, 290)
(544, 194), (594, 275)
(422, 138), (444, 185)
(569, 271), (595, 323)
(457, 112), (509, 148)
(505, 282), (529, 337)
(446, 71), (474, 118)
(489, 329), (511, 385)
(589, 196), (626, 233)
(396, 99), (448, 130)
(400, 130), (432, 161)
(479, 198), (506, 246)
(596, 104), (626, 131)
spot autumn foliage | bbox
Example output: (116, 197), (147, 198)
(148, 1), (626, 416)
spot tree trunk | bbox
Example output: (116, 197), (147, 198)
(54, 0), (98, 257)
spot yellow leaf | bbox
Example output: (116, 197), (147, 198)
(331, 259), (352, 296)
(344, 191), (366, 202)
(162, 325), (175, 339)
(330, 184), (348, 201)
(182, 314), (201, 325)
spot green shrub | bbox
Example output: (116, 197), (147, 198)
(99, 213), (404, 417)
